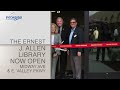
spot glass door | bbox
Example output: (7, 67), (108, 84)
(84, 11), (120, 79)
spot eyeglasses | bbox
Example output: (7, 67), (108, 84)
(70, 22), (76, 24)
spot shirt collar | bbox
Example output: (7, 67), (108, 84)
(71, 27), (76, 31)
(59, 26), (62, 29)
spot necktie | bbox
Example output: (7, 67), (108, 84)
(58, 27), (60, 34)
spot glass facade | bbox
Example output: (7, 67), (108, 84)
(89, 11), (120, 73)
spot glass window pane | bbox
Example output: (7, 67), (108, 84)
(89, 11), (120, 72)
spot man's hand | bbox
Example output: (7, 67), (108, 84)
(64, 48), (67, 50)
(64, 48), (67, 51)
(77, 52), (81, 57)
(53, 53), (57, 57)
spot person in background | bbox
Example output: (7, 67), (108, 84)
(96, 22), (112, 61)
(56, 17), (69, 79)
(114, 28), (119, 41)
(93, 27), (99, 41)
(51, 23), (61, 79)
(67, 18), (83, 79)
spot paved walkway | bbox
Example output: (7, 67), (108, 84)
(89, 49), (115, 72)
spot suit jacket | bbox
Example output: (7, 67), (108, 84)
(69, 26), (84, 56)
(58, 25), (69, 44)
(52, 34), (61, 56)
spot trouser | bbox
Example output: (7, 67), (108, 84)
(114, 36), (118, 41)
(96, 47), (111, 61)
(60, 51), (67, 78)
(51, 56), (58, 79)
(70, 53), (81, 79)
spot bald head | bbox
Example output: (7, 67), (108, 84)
(56, 17), (64, 27)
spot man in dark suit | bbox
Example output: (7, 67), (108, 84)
(68, 18), (83, 79)
(56, 17), (69, 79)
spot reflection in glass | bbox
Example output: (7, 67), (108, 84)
(89, 11), (120, 72)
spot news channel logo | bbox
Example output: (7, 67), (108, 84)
(5, 12), (22, 21)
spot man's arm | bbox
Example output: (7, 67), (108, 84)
(78, 28), (84, 52)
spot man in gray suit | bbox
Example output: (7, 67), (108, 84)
(68, 18), (83, 79)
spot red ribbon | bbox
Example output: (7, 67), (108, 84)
(52, 42), (120, 48)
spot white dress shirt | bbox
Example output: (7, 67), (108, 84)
(69, 28), (76, 44)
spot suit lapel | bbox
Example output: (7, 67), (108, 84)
(54, 34), (58, 44)
(54, 35), (57, 44)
